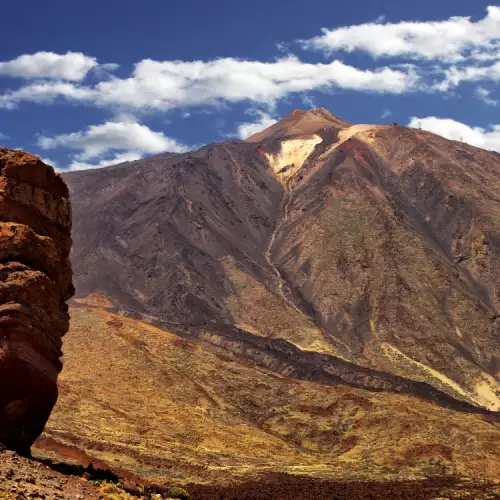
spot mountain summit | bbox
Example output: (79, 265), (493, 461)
(246, 107), (351, 142)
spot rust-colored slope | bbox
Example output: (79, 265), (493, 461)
(36, 308), (500, 486)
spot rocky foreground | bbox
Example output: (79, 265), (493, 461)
(1, 444), (500, 500)
(0, 149), (73, 454)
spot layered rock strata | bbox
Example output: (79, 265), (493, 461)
(0, 148), (73, 454)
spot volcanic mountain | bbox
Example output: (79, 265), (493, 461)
(64, 108), (500, 411)
(28, 108), (500, 491)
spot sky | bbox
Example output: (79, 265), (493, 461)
(1, 0), (500, 171)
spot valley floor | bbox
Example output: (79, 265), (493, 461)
(10, 306), (496, 499)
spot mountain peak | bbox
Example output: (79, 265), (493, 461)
(246, 107), (350, 143)
(287, 107), (339, 121)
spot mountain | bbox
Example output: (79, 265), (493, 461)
(33, 108), (500, 491)
(64, 108), (500, 411)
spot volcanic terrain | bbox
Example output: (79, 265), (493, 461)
(2, 109), (500, 498)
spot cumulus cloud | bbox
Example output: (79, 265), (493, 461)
(38, 121), (190, 170)
(38, 120), (189, 158)
(408, 116), (500, 152)
(436, 61), (500, 90)
(0, 81), (97, 109)
(236, 111), (278, 139)
(301, 6), (500, 63)
(0, 55), (417, 111)
(0, 51), (98, 81)
(94, 56), (416, 108)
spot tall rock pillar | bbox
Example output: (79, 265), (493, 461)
(0, 148), (73, 455)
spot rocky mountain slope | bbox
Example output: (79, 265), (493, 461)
(64, 108), (500, 412)
(0, 149), (73, 455)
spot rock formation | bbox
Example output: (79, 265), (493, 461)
(0, 148), (73, 455)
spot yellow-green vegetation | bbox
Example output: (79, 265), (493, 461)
(34, 308), (500, 486)
(221, 255), (335, 354)
(99, 483), (135, 500)
(167, 486), (190, 499)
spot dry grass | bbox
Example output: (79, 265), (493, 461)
(34, 308), (500, 486)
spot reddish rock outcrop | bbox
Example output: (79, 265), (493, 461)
(0, 148), (73, 455)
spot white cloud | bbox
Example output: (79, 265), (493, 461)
(0, 81), (96, 109)
(66, 151), (143, 172)
(436, 61), (500, 90)
(0, 52), (98, 81)
(39, 156), (58, 169)
(236, 111), (278, 139)
(100, 63), (120, 72)
(94, 57), (416, 109)
(408, 116), (500, 152)
(381, 108), (392, 119)
(0, 55), (417, 111)
(300, 94), (317, 108)
(476, 86), (498, 105)
(301, 6), (500, 63)
(38, 121), (190, 171)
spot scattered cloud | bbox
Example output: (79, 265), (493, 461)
(38, 120), (190, 170)
(300, 94), (317, 108)
(100, 63), (120, 72)
(436, 61), (500, 91)
(0, 51), (98, 81)
(0, 81), (96, 109)
(90, 56), (419, 106)
(476, 86), (498, 105)
(3, 8), (500, 170)
(66, 151), (143, 172)
(39, 156), (58, 169)
(236, 110), (278, 139)
(300, 6), (500, 63)
(381, 108), (392, 119)
(276, 41), (291, 52)
(408, 116), (500, 152)
(0, 55), (418, 111)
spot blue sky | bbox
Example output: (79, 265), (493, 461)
(1, 0), (500, 170)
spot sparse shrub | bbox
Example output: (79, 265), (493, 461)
(167, 486), (190, 499)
